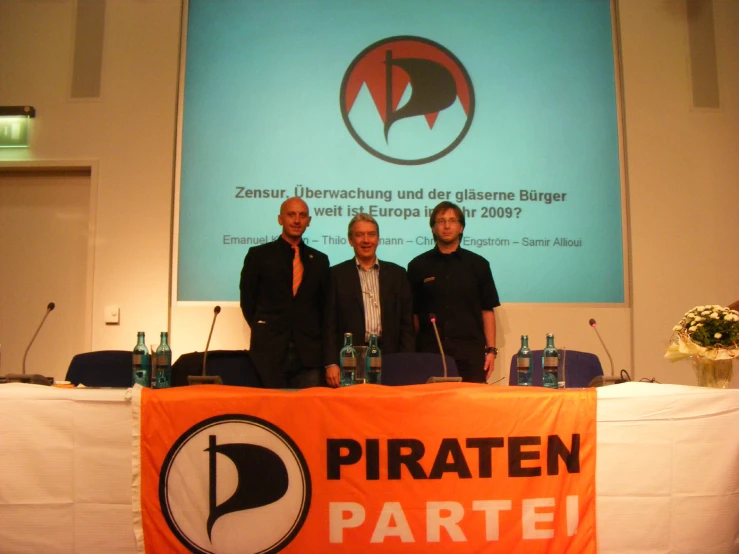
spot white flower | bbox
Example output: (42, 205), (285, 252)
(715, 333), (722, 339)
(693, 316), (703, 322)
(724, 315), (733, 321)
(695, 306), (705, 311)
(710, 313), (720, 320)
(689, 326), (698, 332)
(701, 310), (711, 315)
(672, 325), (682, 331)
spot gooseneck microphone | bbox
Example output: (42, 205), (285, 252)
(23, 302), (55, 375)
(589, 318), (614, 377)
(426, 313), (462, 384)
(2, 302), (55, 385)
(203, 305), (221, 377)
(430, 314), (448, 377)
(586, 318), (627, 387)
(188, 306), (223, 385)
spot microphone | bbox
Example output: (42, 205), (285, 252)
(588, 318), (614, 376)
(23, 302), (55, 375)
(3, 302), (55, 385)
(587, 318), (623, 387)
(188, 306), (223, 386)
(202, 305), (221, 377)
(426, 313), (462, 384)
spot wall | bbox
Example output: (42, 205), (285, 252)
(0, 0), (736, 386)
(619, 0), (739, 385)
(0, 0), (181, 379)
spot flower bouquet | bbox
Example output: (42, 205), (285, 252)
(665, 305), (739, 387)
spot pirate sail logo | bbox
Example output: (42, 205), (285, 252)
(159, 415), (311, 554)
(340, 36), (475, 165)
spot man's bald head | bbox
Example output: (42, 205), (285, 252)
(278, 197), (311, 244)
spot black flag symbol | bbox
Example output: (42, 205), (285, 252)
(206, 435), (289, 540)
(384, 49), (458, 141)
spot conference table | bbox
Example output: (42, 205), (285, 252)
(0, 382), (737, 553)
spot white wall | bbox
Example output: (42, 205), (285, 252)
(619, 0), (739, 386)
(1, 0), (737, 386)
(0, 0), (181, 379)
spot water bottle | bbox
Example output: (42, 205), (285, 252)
(542, 333), (560, 389)
(339, 332), (357, 387)
(516, 335), (533, 386)
(365, 333), (382, 384)
(132, 332), (151, 387)
(154, 331), (172, 389)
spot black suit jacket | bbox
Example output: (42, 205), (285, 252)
(240, 237), (330, 387)
(324, 259), (414, 366)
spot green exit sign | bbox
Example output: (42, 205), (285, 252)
(0, 117), (30, 148)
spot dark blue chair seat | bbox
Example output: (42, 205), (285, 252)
(508, 349), (603, 388)
(171, 350), (262, 387)
(381, 352), (459, 386)
(65, 350), (133, 387)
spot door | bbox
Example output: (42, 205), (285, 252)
(0, 168), (91, 379)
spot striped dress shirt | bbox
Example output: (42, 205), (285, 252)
(356, 258), (381, 342)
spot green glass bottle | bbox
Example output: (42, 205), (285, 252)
(517, 335), (533, 386)
(154, 331), (172, 389)
(132, 332), (151, 387)
(365, 333), (382, 384)
(339, 333), (357, 387)
(542, 333), (560, 389)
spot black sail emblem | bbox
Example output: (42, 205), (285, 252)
(205, 434), (289, 539)
(383, 49), (458, 141)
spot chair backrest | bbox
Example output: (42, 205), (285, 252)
(65, 350), (133, 387)
(171, 350), (262, 387)
(508, 349), (604, 388)
(382, 352), (459, 386)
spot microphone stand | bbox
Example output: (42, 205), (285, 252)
(426, 314), (462, 384)
(587, 318), (624, 387)
(3, 303), (56, 385)
(589, 318), (615, 376)
(188, 306), (223, 385)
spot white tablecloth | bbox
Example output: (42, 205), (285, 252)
(0, 382), (737, 553)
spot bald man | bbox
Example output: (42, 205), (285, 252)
(240, 197), (330, 388)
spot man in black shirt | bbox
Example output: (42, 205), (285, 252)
(407, 201), (501, 382)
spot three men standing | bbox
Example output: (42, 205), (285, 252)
(240, 197), (500, 387)
(407, 201), (501, 383)
(323, 214), (415, 387)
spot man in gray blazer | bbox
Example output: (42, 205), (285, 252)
(324, 213), (415, 387)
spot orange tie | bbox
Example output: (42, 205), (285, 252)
(292, 245), (303, 296)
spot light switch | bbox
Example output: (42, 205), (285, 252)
(104, 305), (120, 324)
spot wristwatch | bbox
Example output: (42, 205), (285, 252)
(485, 346), (498, 356)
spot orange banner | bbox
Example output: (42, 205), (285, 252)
(136, 383), (596, 553)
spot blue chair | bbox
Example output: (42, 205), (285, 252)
(171, 350), (262, 387)
(65, 350), (133, 387)
(382, 352), (459, 386)
(508, 349), (604, 388)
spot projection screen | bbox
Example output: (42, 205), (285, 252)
(174, 0), (625, 304)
